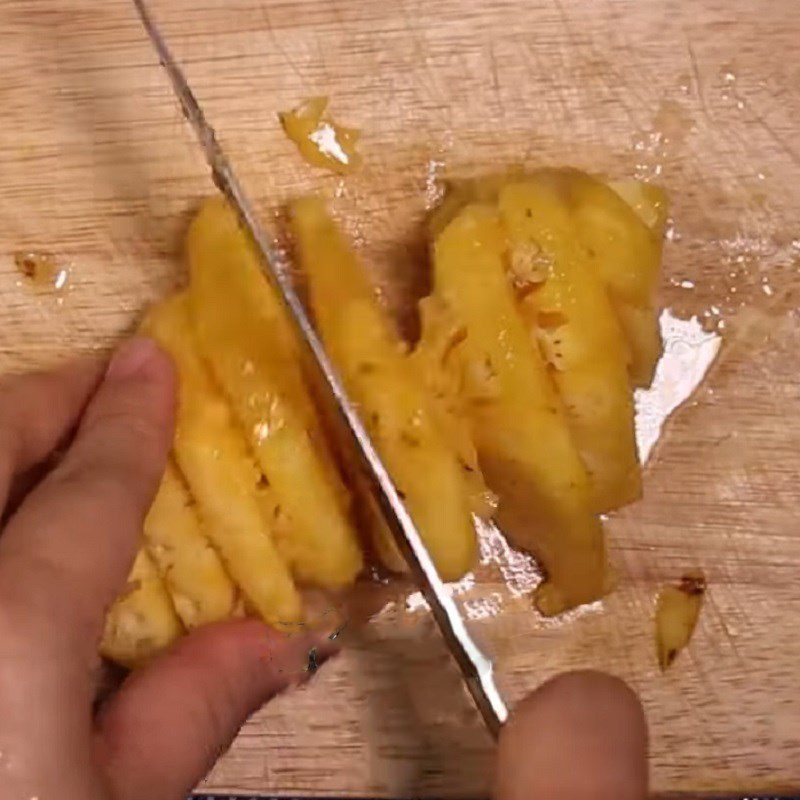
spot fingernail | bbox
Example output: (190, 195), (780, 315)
(289, 631), (340, 680)
(300, 629), (339, 663)
(311, 638), (340, 669)
(106, 337), (162, 381)
(298, 643), (340, 686)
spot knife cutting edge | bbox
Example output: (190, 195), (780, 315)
(131, 0), (509, 738)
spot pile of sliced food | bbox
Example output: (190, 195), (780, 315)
(101, 168), (667, 669)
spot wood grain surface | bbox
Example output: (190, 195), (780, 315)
(3, 0), (800, 796)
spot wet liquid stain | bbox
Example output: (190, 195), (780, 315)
(13, 251), (70, 294)
(279, 97), (362, 175)
(719, 64), (746, 110)
(631, 100), (694, 181)
(665, 213), (800, 336)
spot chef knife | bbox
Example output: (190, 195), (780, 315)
(131, 0), (508, 739)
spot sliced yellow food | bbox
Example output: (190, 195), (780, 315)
(427, 170), (523, 239)
(498, 180), (640, 512)
(411, 295), (497, 520)
(144, 459), (237, 627)
(430, 170), (665, 387)
(279, 96), (361, 174)
(290, 195), (482, 582)
(429, 203), (606, 614)
(531, 169), (663, 387)
(655, 570), (706, 670)
(100, 549), (183, 669)
(607, 181), (668, 384)
(186, 198), (363, 590)
(143, 293), (303, 627)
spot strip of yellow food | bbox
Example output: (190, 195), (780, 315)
(143, 293), (303, 627)
(430, 204), (606, 614)
(186, 198), (363, 590)
(498, 180), (641, 512)
(532, 169), (663, 387)
(607, 180), (669, 384)
(411, 296), (497, 519)
(655, 571), (706, 670)
(100, 549), (183, 669)
(144, 459), (237, 628)
(290, 196), (481, 582)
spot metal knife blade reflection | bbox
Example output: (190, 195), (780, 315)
(131, 0), (508, 738)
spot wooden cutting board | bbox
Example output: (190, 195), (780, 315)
(3, 0), (800, 795)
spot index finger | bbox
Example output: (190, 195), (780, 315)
(0, 358), (103, 510)
(0, 338), (175, 647)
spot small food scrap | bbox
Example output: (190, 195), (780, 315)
(13, 251), (70, 292)
(279, 96), (361, 174)
(655, 570), (706, 670)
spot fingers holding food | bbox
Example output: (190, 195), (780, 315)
(97, 618), (337, 800)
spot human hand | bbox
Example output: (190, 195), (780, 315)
(0, 338), (335, 800)
(495, 671), (648, 800)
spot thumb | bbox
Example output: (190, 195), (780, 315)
(495, 671), (648, 800)
(95, 618), (338, 800)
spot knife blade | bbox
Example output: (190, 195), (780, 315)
(132, 0), (508, 738)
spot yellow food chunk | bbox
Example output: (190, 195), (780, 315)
(534, 170), (659, 306)
(411, 296), (498, 520)
(655, 571), (706, 670)
(290, 196), (481, 582)
(279, 96), (361, 174)
(144, 459), (237, 627)
(431, 170), (665, 387)
(427, 171), (522, 239)
(532, 169), (663, 387)
(100, 549), (183, 669)
(13, 251), (70, 293)
(143, 294), (303, 627)
(186, 198), (363, 590)
(498, 180), (641, 512)
(430, 204), (606, 614)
